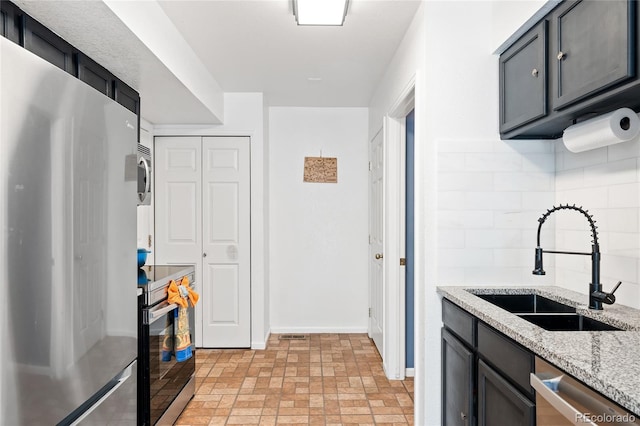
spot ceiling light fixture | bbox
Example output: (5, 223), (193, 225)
(293, 0), (349, 26)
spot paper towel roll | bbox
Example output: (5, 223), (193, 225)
(562, 108), (640, 153)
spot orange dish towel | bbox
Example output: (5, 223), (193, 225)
(165, 276), (199, 362)
(167, 276), (199, 308)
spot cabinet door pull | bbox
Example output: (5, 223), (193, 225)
(557, 51), (566, 60)
(531, 68), (539, 77)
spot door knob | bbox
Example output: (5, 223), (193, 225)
(375, 253), (383, 260)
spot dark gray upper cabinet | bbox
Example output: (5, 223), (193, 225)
(499, 0), (640, 140)
(23, 15), (75, 75)
(0, 0), (20, 44)
(553, 0), (635, 110)
(77, 52), (115, 98)
(1, 0), (141, 142)
(500, 21), (547, 133)
(114, 79), (141, 116)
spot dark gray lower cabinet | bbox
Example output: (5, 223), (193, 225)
(442, 329), (474, 426)
(478, 360), (535, 426)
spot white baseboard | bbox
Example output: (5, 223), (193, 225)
(251, 328), (271, 350)
(270, 326), (368, 334)
(405, 368), (415, 377)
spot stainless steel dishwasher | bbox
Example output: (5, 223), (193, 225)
(531, 357), (640, 425)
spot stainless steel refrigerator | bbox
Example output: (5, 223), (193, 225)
(0, 37), (138, 424)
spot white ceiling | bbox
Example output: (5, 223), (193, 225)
(10, 0), (421, 121)
(157, 0), (421, 107)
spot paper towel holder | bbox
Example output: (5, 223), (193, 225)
(562, 107), (640, 153)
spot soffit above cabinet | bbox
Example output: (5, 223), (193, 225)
(11, 0), (224, 125)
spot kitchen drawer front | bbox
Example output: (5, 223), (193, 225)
(442, 299), (476, 347)
(477, 322), (534, 400)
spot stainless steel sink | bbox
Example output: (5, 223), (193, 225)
(518, 313), (621, 331)
(475, 293), (576, 314)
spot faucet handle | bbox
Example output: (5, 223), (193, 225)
(606, 281), (623, 304)
(593, 281), (622, 305)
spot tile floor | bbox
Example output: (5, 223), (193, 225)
(176, 333), (414, 426)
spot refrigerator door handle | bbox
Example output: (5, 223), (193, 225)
(69, 361), (136, 426)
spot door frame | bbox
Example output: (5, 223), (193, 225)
(380, 77), (415, 380)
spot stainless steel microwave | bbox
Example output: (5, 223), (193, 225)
(137, 143), (151, 206)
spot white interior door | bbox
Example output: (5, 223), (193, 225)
(202, 137), (251, 348)
(154, 136), (202, 345)
(369, 129), (384, 355)
(155, 136), (251, 348)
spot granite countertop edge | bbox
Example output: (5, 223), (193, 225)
(437, 285), (640, 416)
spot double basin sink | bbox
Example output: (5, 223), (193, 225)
(475, 293), (621, 331)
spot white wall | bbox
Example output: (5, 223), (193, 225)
(268, 107), (369, 333)
(154, 92), (270, 349)
(369, 0), (640, 423)
(490, 0), (555, 52)
(555, 137), (640, 309)
(437, 138), (556, 286)
(367, 2), (428, 419)
(369, 1), (558, 424)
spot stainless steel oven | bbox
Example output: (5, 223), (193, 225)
(138, 265), (196, 426)
(532, 357), (640, 425)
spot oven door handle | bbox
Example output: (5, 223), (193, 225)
(146, 301), (177, 325)
(531, 373), (600, 426)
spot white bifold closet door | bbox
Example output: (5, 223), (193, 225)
(155, 136), (250, 348)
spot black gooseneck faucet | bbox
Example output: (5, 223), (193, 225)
(533, 204), (622, 310)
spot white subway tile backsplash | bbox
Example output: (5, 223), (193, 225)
(435, 131), (639, 303)
(601, 255), (638, 285)
(494, 172), (553, 191)
(522, 153), (556, 172)
(438, 153), (466, 172)
(608, 137), (640, 162)
(464, 153), (522, 172)
(556, 229), (593, 251)
(439, 191), (466, 210)
(556, 186), (609, 209)
(609, 183), (640, 208)
(463, 267), (524, 285)
(556, 169), (585, 191)
(607, 232), (640, 252)
(439, 248), (494, 268)
(496, 139), (556, 154)
(522, 192), (556, 210)
(438, 267), (466, 284)
(464, 192), (523, 210)
(465, 229), (523, 248)
(607, 208), (639, 232)
(437, 230), (465, 248)
(439, 211), (493, 229)
(438, 139), (494, 153)
(493, 249), (532, 268)
(559, 146), (608, 171)
(439, 172), (494, 191)
(583, 158), (637, 188)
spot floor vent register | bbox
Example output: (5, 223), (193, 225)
(278, 334), (307, 340)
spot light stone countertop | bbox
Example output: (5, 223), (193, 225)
(437, 285), (640, 416)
